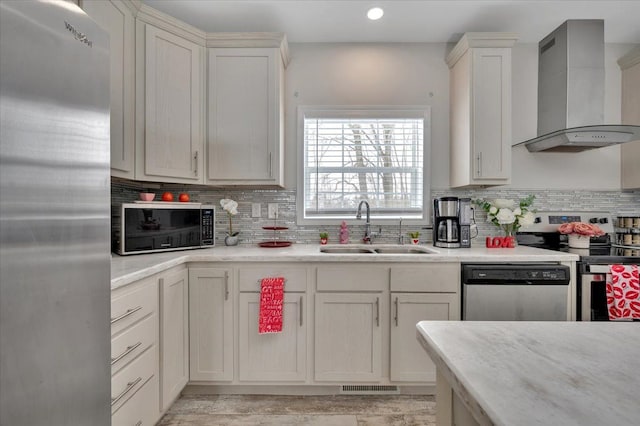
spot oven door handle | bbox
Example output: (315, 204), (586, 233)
(587, 265), (612, 274)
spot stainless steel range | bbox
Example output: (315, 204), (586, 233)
(517, 211), (640, 321)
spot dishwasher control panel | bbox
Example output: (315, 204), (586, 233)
(462, 264), (570, 284)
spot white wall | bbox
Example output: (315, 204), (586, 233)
(284, 42), (636, 191)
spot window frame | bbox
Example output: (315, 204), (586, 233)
(296, 105), (431, 226)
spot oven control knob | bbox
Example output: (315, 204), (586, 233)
(534, 217), (541, 223)
(598, 217), (608, 224)
(589, 217), (598, 223)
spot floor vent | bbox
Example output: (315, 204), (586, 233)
(340, 385), (399, 395)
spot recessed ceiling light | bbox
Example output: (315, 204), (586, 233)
(367, 7), (384, 21)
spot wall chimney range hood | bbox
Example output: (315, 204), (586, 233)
(516, 20), (640, 152)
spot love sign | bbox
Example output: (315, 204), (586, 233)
(486, 236), (516, 248)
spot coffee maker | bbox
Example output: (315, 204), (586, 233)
(433, 197), (472, 248)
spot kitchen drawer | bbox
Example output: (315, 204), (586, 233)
(239, 266), (307, 292)
(390, 264), (460, 292)
(316, 265), (388, 291)
(111, 375), (159, 426)
(111, 277), (158, 336)
(111, 313), (157, 376)
(111, 344), (156, 414)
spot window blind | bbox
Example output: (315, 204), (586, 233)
(303, 114), (425, 219)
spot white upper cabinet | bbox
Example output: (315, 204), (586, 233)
(137, 24), (204, 182)
(133, 6), (206, 184)
(206, 35), (288, 187)
(81, 0), (135, 179)
(618, 47), (640, 190)
(447, 33), (518, 188)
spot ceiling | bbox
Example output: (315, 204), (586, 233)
(141, 0), (640, 44)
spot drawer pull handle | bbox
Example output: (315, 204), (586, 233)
(110, 306), (142, 324)
(111, 376), (142, 406)
(111, 341), (142, 366)
(375, 297), (380, 327)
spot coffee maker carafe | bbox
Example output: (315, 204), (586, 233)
(433, 197), (472, 248)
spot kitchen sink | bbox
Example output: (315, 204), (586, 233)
(319, 246), (376, 254)
(319, 245), (435, 254)
(373, 246), (435, 254)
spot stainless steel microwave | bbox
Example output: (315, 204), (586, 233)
(116, 202), (215, 255)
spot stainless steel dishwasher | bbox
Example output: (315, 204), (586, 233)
(462, 264), (570, 321)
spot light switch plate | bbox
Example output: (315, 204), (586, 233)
(251, 203), (261, 218)
(268, 203), (278, 219)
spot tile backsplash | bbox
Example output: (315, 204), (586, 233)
(112, 178), (640, 248)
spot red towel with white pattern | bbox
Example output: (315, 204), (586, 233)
(606, 264), (640, 320)
(259, 277), (284, 333)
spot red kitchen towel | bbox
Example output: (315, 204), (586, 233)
(259, 277), (284, 333)
(606, 264), (640, 320)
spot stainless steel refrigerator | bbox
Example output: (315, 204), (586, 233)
(0, 1), (111, 424)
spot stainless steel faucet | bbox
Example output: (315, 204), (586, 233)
(356, 200), (373, 243)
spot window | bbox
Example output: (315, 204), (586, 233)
(297, 106), (431, 224)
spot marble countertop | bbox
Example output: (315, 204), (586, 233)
(416, 321), (640, 426)
(111, 244), (578, 290)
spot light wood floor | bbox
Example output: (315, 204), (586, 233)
(158, 394), (436, 425)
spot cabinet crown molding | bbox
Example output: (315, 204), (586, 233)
(206, 32), (290, 67)
(136, 3), (207, 45)
(446, 32), (518, 68)
(618, 46), (640, 70)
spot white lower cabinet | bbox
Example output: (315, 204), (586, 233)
(390, 293), (459, 382)
(314, 292), (385, 382)
(189, 267), (234, 381)
(237, 265), (308, 382)
(389, 264), (461, 383)
(110, 276), (159, 426)
(111, 374), (159, 426)
(122, 260), (461, 404)
(314, 265), (388, 383)
(238, 292), (307, 381)
(159, 268), (189, 411)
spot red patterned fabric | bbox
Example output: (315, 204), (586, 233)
(606, 264), (640, 320)
(259, 277), (284, 333)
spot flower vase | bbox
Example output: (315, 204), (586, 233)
(411, 238), (420, 245)
(568, 234), (590, 249)
(502, 228), (517, 247)
(320, 237), (328, 245)
(224, 234), (239, 246)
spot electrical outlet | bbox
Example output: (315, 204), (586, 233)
(251, 203), (261, 218)
(268, 203), (278, 219)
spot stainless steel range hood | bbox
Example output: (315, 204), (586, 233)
(515, 20), (640, 152)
